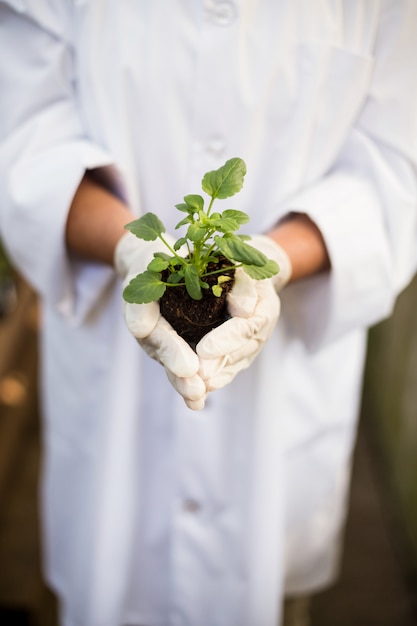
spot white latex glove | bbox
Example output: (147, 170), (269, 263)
(197, 235), (292, 391)
(114, 231), (207, 410)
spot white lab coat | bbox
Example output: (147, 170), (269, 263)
(1, 1), (417, 625)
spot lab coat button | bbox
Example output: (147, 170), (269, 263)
(211, 1), (237, 26)
(182, 498), (201, 513)
(206, 137), (226, 157)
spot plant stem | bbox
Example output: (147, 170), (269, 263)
(206, 197), (215, 217)
(201, 264), (239, 278)
(159, 233), (188, 267)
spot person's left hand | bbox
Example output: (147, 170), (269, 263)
(196, 268), (280, 390)
(196, 235), (292, 391)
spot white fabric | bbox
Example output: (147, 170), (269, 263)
(1, 2), (417, 626)
(114, 232), (207, 410)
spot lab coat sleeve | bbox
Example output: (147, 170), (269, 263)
(0, 1), (123, 323)
(280, 0), (417, 351)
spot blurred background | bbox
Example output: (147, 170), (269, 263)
(0, 237), (416, 626)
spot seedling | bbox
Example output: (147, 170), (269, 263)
(123, 158), (279, 305)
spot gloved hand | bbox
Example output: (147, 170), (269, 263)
(114, 231), (207, 410)
(197, 235), (292, 391)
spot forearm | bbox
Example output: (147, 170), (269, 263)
(266, 213), (330, 283)
(65, 170), (134, 265)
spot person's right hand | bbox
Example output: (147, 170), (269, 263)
(114, 232), (207, 410)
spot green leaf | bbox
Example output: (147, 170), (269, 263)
(184, 194), (204, 212)
(201, 158), (247, 200)
(175, 202), (192, 213)
(125, 213), (165, 241)
(167, 272), (184, 284)
(187, 223), (207, 242)
(214, 234), (268, 266)
(242, 260), (279, 279)
(184, 264), (202, 300)
(222, 209), (250, 225)
(217, 275), (232, 284)
(174, 237), (188, 250)
(147, 257), (169, 272)
(123, 271), (166, 304)
(153, 252), (172, 262)
(210, 216), (239, 232)
(212, 284), (223, 297)
(175, 215), (193, 229)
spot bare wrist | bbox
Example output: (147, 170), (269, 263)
(266, 212), (330, 282)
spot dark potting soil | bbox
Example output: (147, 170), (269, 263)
(159, 258), (235, 351)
